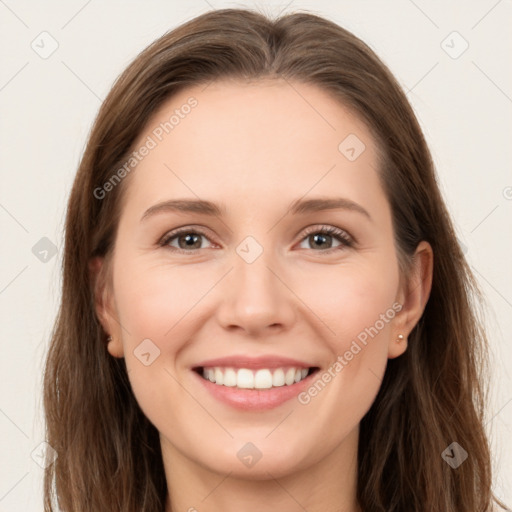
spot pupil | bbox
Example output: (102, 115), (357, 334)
(312, 233), (330, 248)
(180, 233), (200, 249)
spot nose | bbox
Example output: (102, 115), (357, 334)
(215, 248), (297, 337)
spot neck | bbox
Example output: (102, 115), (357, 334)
(162, 426), (361, 512)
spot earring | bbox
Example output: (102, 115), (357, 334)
(106, 335), (112, 343)
(397, 334), (405, 343)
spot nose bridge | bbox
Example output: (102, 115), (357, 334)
(215, 235), (295, 333)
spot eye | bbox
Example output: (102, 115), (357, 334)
(159, 224), (354, 254)
(297, 225), (353, 253)
(159, 227), (214, 254)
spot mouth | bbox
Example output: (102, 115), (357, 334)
(190, 355), (322, 410)
(192, 365), (320, 390)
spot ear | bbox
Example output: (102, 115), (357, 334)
(388, 240), (433, 359)
(88, 256), (124, 358)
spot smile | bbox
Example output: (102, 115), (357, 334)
(191, 363), (321, 410)
(197, 366), (316, 389)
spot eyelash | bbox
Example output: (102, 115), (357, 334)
(158, 225), (354, 255)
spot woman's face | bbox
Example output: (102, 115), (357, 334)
(97, 79), (428, 479)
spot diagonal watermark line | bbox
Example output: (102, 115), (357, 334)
(0, 203), (29, 232)
(61, 0), (93, 29)
(265, 409), (294, 438)
(472, 266), (512, 309)
(164, 267), (234, 336)
(472, 61), (512, 104)
(201, 471), (233, 502)
(110, 310), (131, 336)
(472, 0), (503, 30)
(201, 79), (214, 93)
(0, 0), (29, 28)
(275, 0), (295, 18)
(408, 0), (439, 29)
(0, 408), (29, 439)
(470, 204), (499, 233)
(266, 471), (310, 511)
(163, 367), (234, 438)
(368, 367), (382, 383)
(265, 266), (337, 336)
(282, 76), (336, 130)
(0, 265), (28, 295)
(267, 164), (337, 233)
(0, 472), (29, 502)
(61, 61), (102, 101)
(485, 396), (512, 426)
(0, 62), (29, 92)
(202, 0), (215, 9)
(406, 62), (439, 94)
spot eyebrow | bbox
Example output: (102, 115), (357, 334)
(140, 197), (372, 222)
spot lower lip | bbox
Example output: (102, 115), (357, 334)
(192, 370), (317, 411)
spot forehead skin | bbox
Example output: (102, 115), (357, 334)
(121, 78), (393, 256)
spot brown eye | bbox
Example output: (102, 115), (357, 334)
(298, 226), (353, 252)
(160, 229), (213, 252)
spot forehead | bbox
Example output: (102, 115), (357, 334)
(123, 79), (384, 218)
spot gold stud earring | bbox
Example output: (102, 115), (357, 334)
(397, 334), (405, 343)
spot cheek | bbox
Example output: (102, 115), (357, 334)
(112, 263), (208, 429)
(294, 258), (399, 350)
(291, 273), (395, 450)
(113, 261), (210, 341)
(291, 259), (398, 414)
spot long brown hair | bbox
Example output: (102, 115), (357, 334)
(43, 8), (507, 511)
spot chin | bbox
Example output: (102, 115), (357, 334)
(195, 438), (312, 479)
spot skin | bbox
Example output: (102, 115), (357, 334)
(92, 79), (433, 512)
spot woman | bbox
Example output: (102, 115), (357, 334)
(42, 8), (508, 512)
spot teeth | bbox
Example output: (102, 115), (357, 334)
(214, 368), (224, 385)
(223, 368), (237, 387)
(237, 369), (254, 389)
(200, 366), (311, 389)
(272, 368), (285, 387)
(254, 369), (272, 389)
(285, 368), (296, 385)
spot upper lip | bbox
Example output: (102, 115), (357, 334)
(192, 355), (317, 370)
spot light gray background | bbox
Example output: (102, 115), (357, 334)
(1, 0), (511, 509)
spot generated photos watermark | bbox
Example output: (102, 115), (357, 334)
(298, 301), (403, 405)
(93, 96), (198, 200)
